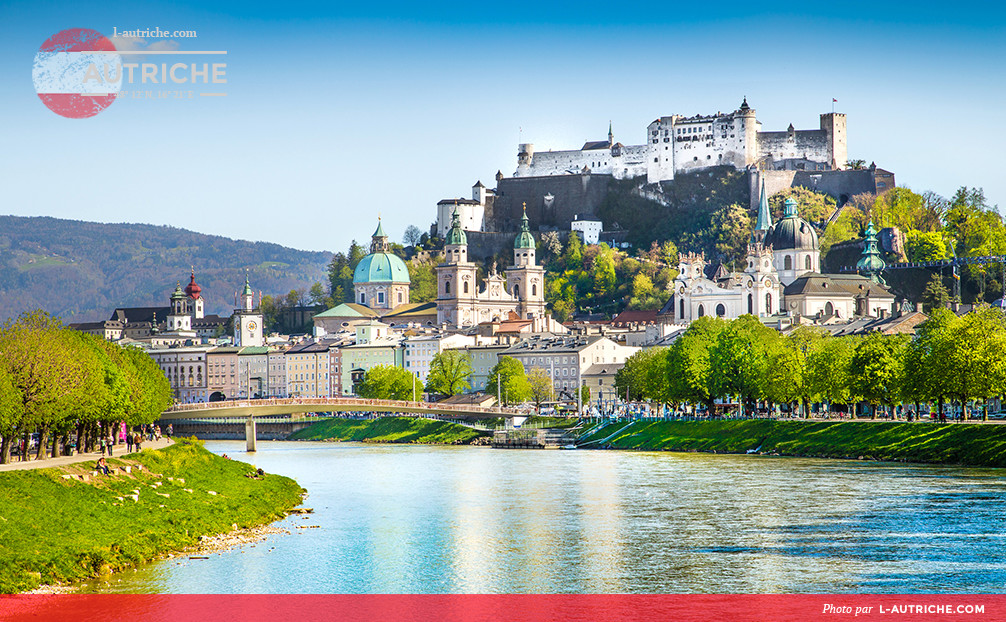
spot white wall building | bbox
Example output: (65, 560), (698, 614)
(148, 346), (210, 404)
(436, 181), (490, 238)
(514, 100), (847, 184)
(403, 333), (476, 385)
(570, 215), (602, 245)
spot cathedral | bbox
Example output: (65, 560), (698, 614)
(672, 185), (895, 324)
(436, 206), (546, 327)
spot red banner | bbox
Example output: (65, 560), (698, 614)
(0, 594), (1002, 622)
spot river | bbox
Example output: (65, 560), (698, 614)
(82, 441), (1006, 593)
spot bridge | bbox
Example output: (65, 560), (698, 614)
(159, 397), (522, 452)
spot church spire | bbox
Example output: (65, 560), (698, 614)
(608, 121), (613, 145)
(856, 221), (887, 285)
(755, 180), (772, 234)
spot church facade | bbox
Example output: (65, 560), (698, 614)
(673, 188), (895, 324)
(436, 207), (546, 327)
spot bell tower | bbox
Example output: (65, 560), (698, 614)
(506, 204), (545, 319)
(234, 272), (265, 347)
(436, 207), (478, 326)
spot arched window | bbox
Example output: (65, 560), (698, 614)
(805, 255), (812, 270)
(697, 304), (705, 317)
(715, 303), (726, 317)
(532, 284), (537, 296)
(445, 281), (451, 295)
(784, 255), (793, 270)
(514, 285), (520, 298)
(825, 301), (834, 315)
(463, 281), (469, 294)
(747, 294), (753, 314)
(766, 293), (772, 314)
(679, 298), (685, 318)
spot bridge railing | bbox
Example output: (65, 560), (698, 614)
(163, 397), (519, 416)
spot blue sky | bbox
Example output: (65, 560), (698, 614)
(2, 1), (1005, 253)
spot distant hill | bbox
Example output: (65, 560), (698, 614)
(0, 216), (332, 322)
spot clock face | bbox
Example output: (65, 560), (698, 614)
(247, 320), (257, 331)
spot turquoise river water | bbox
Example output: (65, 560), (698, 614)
(82, 440), (1006, 593)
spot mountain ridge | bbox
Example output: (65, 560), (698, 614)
(0, 214), (332, 322)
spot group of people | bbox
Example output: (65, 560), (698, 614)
(94, 423), (174, 476)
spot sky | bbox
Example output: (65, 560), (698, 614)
(3, 0), (1006, 254)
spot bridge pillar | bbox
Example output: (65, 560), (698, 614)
(245, 417), (257, 452)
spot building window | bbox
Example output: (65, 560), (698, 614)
(716, 304), (726, 317)
(766, 293), (772, 314)
(697, 304), (705, 318)
(445, 281), (451, 295)
(463, 281), (469, 294)
(805, 255), (812, 270)
(377, 291), (385, 304)
(513, 285), (520, 298)
(359, 292), (365, 304)
(532, 284), (537, 296)
(784, 255), (793, 270)
(398, 292), (403, 303)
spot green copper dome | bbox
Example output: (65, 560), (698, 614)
(353, 252), (410, 284)
(241, 274), (254, 296)
(514, 208), (535, 249)
(446, 207), (467, 246)
(170, 283), (186, 300)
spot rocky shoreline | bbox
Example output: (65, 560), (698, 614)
(26, 522), (295, 594)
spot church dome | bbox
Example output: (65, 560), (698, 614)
(184, 270), (202, 299)
(353, 252), (409, 284)
(764, 197), (818, 251)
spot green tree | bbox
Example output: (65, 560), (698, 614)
(526, 367), (555, 410)
(709, 315), (780, 413)
(905, 230), (950, 262)
(664, 316), (727, 410)
(425, 350), (472, 396)
(564, 231), (583, 270)
(357, 365), (423, 401)
(920, 274), (950, 312)
(850, 332), (907, 418)
(408, 259), (437, 303)
(591, 245), (617, 296)
(768, 187), (837, 225)
(486, 357), (531, 405)
(615, 348), (667, 402)
(805, 336), (857, 410)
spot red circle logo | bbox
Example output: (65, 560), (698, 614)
(32, 28), (121, 119)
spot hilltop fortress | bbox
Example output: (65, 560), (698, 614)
(515, 98), (847, 183)
(436, 99), (894, 259)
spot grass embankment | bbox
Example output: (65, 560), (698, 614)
(0, 438), (304, 593)
(577, 420), (1006, 467)
(288, 416), (489, 444)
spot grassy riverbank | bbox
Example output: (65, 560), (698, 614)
(288, 416), (489, 444)
(0, 438), (304, 593)
(577, 420), (1006, 467)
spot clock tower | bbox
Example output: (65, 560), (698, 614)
(233, 273), (265, 347)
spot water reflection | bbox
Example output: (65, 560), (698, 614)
(82, 442), (1006, 594)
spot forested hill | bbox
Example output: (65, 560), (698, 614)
(0, 215), (332, 322)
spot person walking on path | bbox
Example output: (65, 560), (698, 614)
(107, 435), (114, 457)
(134, 433), (142, 451)
(126, 433), (133, 453)
(99, 437), (107, 456)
